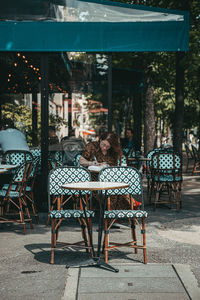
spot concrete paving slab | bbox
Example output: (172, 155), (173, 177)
(78, 276), (184, 294)
(174, 264), (200, 300)
(80, 264), (177, 278)
(62, 263), (199, 300)
(78, 292), (189, 300)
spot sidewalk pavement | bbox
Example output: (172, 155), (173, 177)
(0, 167), (200, 299)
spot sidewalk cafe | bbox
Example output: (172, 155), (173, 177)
(0, 0), (190, 271)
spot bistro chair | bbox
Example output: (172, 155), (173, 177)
(150, 151), (182, 210)
(2, 150), (36, 220)
(48, 150), (64, 166)
(123, 147), (138, 168)
(191, 144), (200, 175)
(3, 150), (33, 165)
(73, 153), (82, 167)
(48, 166), (95, 264)
(118, 155), (127, 166)
(0, 161), (33, 234)
(30, 149), (63, 172)
(30, 148), (41, 158)
(24, 157), (40, 223)
(146, 147), (172, 203)
(98, 166), (148, 264)
(146, 149), (160, 203)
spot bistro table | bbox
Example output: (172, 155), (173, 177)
(62, 181), (129, 272)
(127, 156), (151, 171)
(0, 168), (9, 174)
(0, 164), (19, 170)
(0, 164), (18, 188)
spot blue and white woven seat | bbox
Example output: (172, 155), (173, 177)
(104, 210), (148, 219)
(50, 209), (95, 219)
(0, 190), (21, 197)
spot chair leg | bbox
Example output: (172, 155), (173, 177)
(147, 179), (151, 203)
(168, 185), (173, 209)
(26, 191), (39, 224)
(18, 197), (26, 235)
(130, 218), (137, 254)
(88, 218), (94, 257)
(51, 219), (56, 264)
(142, 218), (147, 264)
(149, 180), (155, 205)
(178, 183), (182, 209)
(154, 184), (160, 211)
(55, 219), (62, 241)
(104, 219), (109, 263)
(22, 197), (34, 229)
(79, 218), (89, 253)
(46, 196), (57, 226)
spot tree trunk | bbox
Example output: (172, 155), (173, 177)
(143, 67), (156, 155)
(173, 52), (185, 153)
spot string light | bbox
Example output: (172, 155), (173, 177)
(7, 52), (67, 94)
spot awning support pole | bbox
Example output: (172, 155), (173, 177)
(40, 53), (49, 211)
(108, 53), (112, 132)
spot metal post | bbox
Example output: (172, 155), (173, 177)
(32, 91), (38, 146)
(40, 53), (49, 211)
(107, 53), (112, 132)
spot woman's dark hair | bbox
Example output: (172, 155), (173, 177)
(99, 132), (122, 160)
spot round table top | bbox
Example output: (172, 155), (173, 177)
(88, 165), (104, 173)
(62, 181), (129, 191)
(0, 164), (18, 170)
(0, 168), (9, 174)
(127, 157), (151, 161)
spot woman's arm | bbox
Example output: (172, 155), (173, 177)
(79, 156), (97, 167)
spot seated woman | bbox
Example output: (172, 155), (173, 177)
(79, 132), (122, 168)
(79, 132), (139, 210)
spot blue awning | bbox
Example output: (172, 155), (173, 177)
(0, 0), (189, 52)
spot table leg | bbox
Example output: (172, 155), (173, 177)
(79, 192), (95, 258)
(94, 190), (119, 273)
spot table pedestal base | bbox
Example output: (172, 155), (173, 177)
(66, 257), (119, 273)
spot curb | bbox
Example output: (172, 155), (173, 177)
(62, 268), (79, 300)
